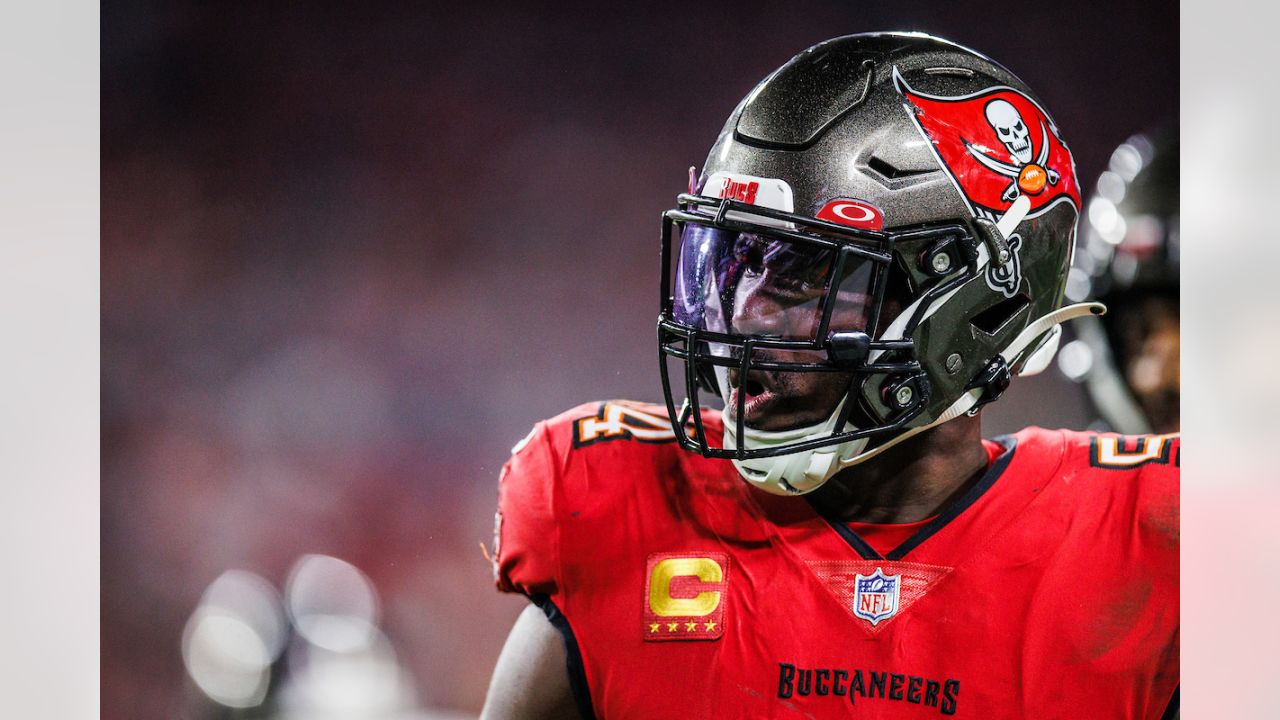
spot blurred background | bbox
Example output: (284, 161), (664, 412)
(101, 2), (1176, 718)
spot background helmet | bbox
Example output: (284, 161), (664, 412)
(657, 32), (1102, 495)
(1058, 126), (1179, 434)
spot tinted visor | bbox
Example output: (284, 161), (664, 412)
(672, 220), (876, 342)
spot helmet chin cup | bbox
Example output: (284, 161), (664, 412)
(721, 400), (868, 496)
(731, 453), (835, 495)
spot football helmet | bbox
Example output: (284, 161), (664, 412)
(657, 32), (1103, 495)
(1059, 127), (1179, 434)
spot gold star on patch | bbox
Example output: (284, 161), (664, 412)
(704, 621), (717, 632)
(667, 622), (678, 632)
(649, 623), (659, 633)
(684, 622), (698, 631)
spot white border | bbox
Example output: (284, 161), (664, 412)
(0, 2), (100, 714)
(1182, 0), (1280, 715)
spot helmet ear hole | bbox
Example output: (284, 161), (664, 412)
(970, 293), (1031, 335)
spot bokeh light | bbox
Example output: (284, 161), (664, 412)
(181, 570), (285, 708)
(285, 554), (380, 654)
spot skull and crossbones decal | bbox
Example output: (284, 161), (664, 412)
(967, 99), (1061, 203)
(893, 67), (1081, 219)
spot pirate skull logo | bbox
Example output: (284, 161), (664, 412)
(967, 99), (1061, 204)
(985, 100), (1032, 164)
(893, 66), (1081, 216)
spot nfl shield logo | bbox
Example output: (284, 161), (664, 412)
(853, 568), (900, 626)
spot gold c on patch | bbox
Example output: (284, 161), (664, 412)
(642, 552), (727, 641)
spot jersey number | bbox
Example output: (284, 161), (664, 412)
(572, 402), (678, 447)
(1089, 434), (1179, 469)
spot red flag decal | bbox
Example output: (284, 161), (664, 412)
(893, 67), (1080, 217)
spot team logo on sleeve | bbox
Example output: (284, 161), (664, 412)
(852, 568), (900, 626)
(643, 552), (728, 641)
(892, 66), (1080, 218)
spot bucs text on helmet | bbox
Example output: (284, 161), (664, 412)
(657, 32), (1103, 495)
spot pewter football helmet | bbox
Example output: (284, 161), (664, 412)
(658, 32), (1102, 495)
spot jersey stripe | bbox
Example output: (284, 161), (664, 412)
(1159, 685), (1179, 720)
(804, 437), (1018, 561)
(888, 436), (1017, 560)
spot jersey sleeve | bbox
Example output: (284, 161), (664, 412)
(1136, 434), (1180, 554)
(493, 421), (562, 598)
(1144, 433), (1180, 477)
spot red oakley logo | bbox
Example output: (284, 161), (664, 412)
(816, 198), (884, 231)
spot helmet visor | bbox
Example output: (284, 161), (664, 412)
(671, 220), (876, 343)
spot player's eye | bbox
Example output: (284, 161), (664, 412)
(767, 245), (832, 290)
(733, 234), (767, 275)
(733, 234), (832, 291)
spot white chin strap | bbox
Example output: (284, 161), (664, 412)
(723, 399), (868, 495)
(724, 301), (1104, 496)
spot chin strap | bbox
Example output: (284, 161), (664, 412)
(722, 398), (868, 495)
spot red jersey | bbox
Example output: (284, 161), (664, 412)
(494, 401), (1179, 719)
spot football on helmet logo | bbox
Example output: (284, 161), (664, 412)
(893, 67), (1080, 217)
(816, 198), (884, 231)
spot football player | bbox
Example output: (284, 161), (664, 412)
(483, 33), (1178, 720)
(1059, 127), (1179, 435)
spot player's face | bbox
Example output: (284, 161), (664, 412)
(671, 223), (882, 433)
(1118, 297), (1179, 433)
(723, 234), (872, 432)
